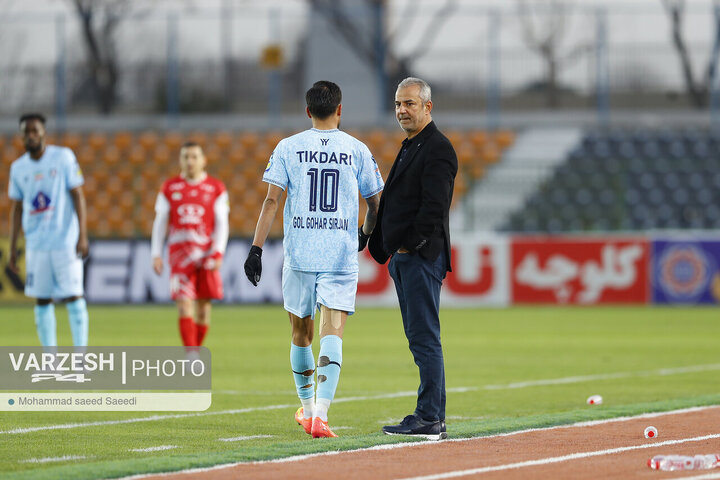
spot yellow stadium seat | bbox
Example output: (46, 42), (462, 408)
(87, 133), (107, 152)
(469, 131), (488, 149)
(103, 146), (121, 166)
(187, 131), (208, 147)
(239, 132), (259, 151)
(228, 147), (247, 166)
(263, 131), (284, 149)
(128, 146), (146, 166)
(113, 132), (133, 152)
(480, 144), (500, 165)
(494, 130), (515, 150)
(138, 132), (159, 151)
(164, 132), (183, 152)
(213, 131), (234, 151)
(60, 133), (82, 151)
(153, 146), (171, 165)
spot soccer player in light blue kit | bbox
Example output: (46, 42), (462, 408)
(8, 113), (90, 347)
(244, 81), (383, 438)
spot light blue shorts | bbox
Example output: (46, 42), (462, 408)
(282, 266), (358, 319)
(25, 249), (84, 299)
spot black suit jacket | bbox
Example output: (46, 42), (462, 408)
(369, 121), (458, 272)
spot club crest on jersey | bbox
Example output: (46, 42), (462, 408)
(321, 138), (329, 146)
(31, 191), (52, 214)
(177, 204), (205, 225)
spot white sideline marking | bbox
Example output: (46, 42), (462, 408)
(395, 433), (720, 480)
(219, 435), (274, 442)
(671, 474), (720, 480)
(3, 363), (719, 436)
(20, 455), (88, 464)
(130, 446), (177, 453)
(111, 406), (720, 480)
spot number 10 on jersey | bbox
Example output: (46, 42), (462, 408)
(307, 168), (339, 212)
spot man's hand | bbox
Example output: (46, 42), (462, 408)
(8, 250), (19, 274)
(358, 225), (370, 252)
(244, 245), (263, 286)
(77, 236), (89, 259)
(152, 257), (163, 275)
(203, 253), (223, 271)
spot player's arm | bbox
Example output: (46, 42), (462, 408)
(358, 192), (381, 251)
(244, 183), (284, 286)
(151, 191), (170, 275)
(208, 190), (230, 271)
(8, 199), (22, 273)
(70, 186), (89, 258)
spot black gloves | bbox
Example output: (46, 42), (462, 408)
(358, 225), (370, 251)
(244, 245), (263, 286)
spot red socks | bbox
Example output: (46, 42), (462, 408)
(196, 324), (209, 345)
(179, 317), (197, 347)
(179, 317), (209, 346)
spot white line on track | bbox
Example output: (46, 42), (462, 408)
(20, 455), (89, 463)
(111, 406), (720, 480)
(395, 433), (720, 480)
(670, 473), (720, 480)
(218, 435), (274, 442)
(3, 363), (718, 436)
(130, 446), (177, 453)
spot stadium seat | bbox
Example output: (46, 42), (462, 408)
(112, 131), (133, 152)
(213, 131), (233, 151)
(164, 132), (183, 152)
(138, 132), (159, 151)
(60, 133), (83, 151)
(87, 133), (107, 152)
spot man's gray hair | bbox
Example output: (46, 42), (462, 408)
(397, 77), (431, 104)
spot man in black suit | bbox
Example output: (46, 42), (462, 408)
(362, 77), (457, 440)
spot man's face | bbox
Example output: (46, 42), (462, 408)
(21, 119), (45, 155)
(179, 146), (206, 179)
(395, 85), (432, 137)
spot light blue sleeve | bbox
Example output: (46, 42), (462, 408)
(262, 141), (289, 190)
(64, 149), (84, 190)
(357, 143), (384, 198)
(8, 164), (22, 200)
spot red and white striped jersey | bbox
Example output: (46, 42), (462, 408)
(151, 174), (229, 269)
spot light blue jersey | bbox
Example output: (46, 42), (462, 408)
(8, 145), (84, 251)
(264, 128), (384, 273)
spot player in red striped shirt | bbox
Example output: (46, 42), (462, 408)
(151, 142), (229, 347)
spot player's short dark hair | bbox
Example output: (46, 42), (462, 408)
(306, 81), (342, 119)
(181, 141), (202, 150)
(19, 113), (46, 126)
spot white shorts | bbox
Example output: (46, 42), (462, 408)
(25, 249), (84, 299)
(282, 266), (358, 319)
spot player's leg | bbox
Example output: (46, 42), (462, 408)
(176, 297), (196, 347)
(195, 267), (223, 346)
(195, 299), (211, 346)
(311, 271), (355, 437)
(52, 249), (88, 347)
(314, 305), (346, 425)
(283, 267), (316, 434)
(26, 250), (57, 346)
(171, 267), (198, 347)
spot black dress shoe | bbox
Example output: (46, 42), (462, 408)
(382, 414), (448, 440)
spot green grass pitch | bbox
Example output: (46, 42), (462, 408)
(1, 304), (719, 479)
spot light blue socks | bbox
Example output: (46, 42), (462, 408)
(315, 335), (342, 421)
(66, 298), (89, 346)
(33, 304), (57, 347)
(290, 343), (315, 417)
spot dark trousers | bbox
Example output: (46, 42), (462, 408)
(388, 250), (446, 422)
